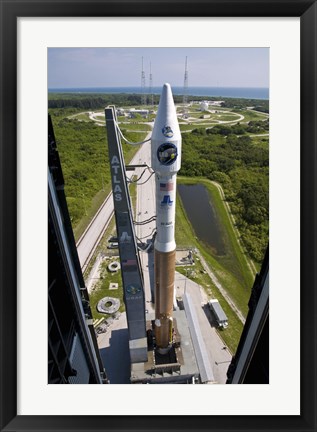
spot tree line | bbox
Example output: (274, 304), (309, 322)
(196, 119), (269, 136)
(221, 98), (269, 112)
(48, 94), (143, 109)
(48, 114), (140, 228)
(180, 131), (269, 263)
(48, 92), (269, 112)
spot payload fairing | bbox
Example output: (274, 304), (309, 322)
(151, 83), (182, 353)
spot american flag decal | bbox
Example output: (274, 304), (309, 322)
(160, 182), (173, 191)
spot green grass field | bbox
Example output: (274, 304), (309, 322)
(84, 179), (137, 320)
(88, 257), (125, 321)
(175, 177), (257, 351)
(235, 109), (269, 122)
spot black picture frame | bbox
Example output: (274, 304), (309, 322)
(1, 1), (316, 431)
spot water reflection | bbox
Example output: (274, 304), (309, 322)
(178, 183), (225, 255)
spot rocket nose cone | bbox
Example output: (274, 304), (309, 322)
(151, 83), (182, 172)
(152, 83), (180, 139)
(159, 83), (172, 107)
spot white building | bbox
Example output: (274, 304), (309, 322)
(200, 101), (209, 111)
(129, 108), (149, 118)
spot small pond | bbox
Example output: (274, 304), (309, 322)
(177, 183), (226, 255)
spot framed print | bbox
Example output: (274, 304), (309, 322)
(1, 0), (316, 431)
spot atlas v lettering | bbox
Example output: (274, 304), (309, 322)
(110, 156), (123, 200)
(112, 165), (120, 174)
(111, 155), (120, 165)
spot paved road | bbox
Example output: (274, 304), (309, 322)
(174, 272), (232, 384)
(97, 312), (131, 384)
(133, 139), (156, 313)
(76, 194), (114, 273)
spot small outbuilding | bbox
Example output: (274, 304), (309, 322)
(200, 101), (209, 111)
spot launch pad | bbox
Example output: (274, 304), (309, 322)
(105, 84), (224, 384)
(130, 311), (200, 384)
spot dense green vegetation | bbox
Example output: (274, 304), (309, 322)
(179, 130), (269, 264)
(48, 92), (268, 112)
(221, 97), (269, 113)
(207, 119), (269, 136)
(48, 93), (146, 109)
(49, 110), (144, 239)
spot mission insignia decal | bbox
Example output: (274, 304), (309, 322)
(162, 125), (174, 138)
(157, 143), (178, 166)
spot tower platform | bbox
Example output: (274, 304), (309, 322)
(130, 310), (199, 384)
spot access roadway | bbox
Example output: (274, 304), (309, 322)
(132, 139), (156, 314)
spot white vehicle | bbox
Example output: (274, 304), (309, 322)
(208, 299), (228, 329)
(107, 242), (118, 249)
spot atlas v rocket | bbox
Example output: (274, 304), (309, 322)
(151, 83), (182, 353)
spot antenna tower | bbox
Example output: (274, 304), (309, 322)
(183, 56), (188, 116)
(141, 57), (146, 106)
(149, 62), (154, 107)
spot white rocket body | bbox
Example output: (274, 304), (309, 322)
(151, 83), (182, 253)
(151, 83), (182, 351)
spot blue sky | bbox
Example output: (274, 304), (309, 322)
(48, 47), (269, 88)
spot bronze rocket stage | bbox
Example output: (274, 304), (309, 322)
(154, 249), (176, 351)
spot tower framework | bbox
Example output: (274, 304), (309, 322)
(141, 57), (146, 106)
(183, 56), (189, 115)
(149, 62), (154, 107)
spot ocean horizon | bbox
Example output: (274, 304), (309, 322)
(48, 86), (269, 100)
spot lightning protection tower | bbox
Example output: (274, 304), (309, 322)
(183, 56), (189, 116)
(149, 62), (154, 107)
(141, 57), (146, 106)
